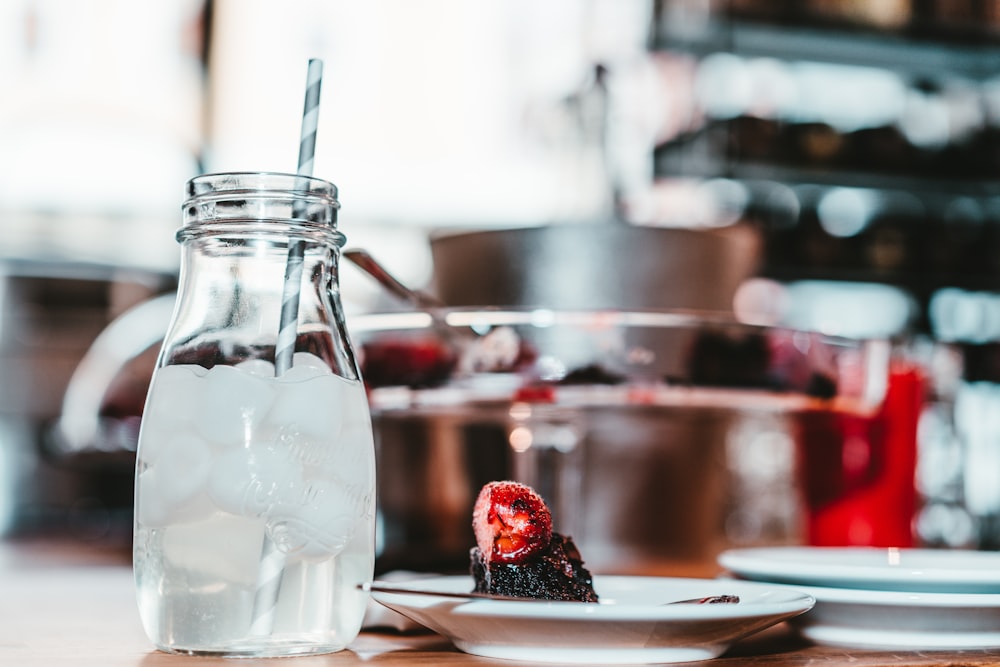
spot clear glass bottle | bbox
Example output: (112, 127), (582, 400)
(133, 172), (376, 657)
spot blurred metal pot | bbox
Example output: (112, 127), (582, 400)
(377, 223), (765, 571)
(428, 223), (763, 312)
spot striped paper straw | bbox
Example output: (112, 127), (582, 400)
(248, 534), (285, 636)
(274, 57), (323, 376)
(249, 58), (324, 638)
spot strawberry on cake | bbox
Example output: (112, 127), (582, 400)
(470, 481), (598, 602)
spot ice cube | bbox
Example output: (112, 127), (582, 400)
(136, 476), (215, 528)
(339, 381), (374, 435)
(207, 441), (304, 517)
(136, 469), (172, 527)
(236, 358), (276, 377)
(135, 432), (214, 528)
(136, 429), (170, 468)
(323, 380), (375, 482)
(265, 375), (343, 441)
(267, 478), (367, 560)
(154, 432), (213, 506)
(331, 423), (376, 485)
(291, 352), (333, 376)
(136, 476), (171, 528)
(159, 512), (266, 585)
(141, 365), (207, 435)
(279, 363), (329, 383)
(195, 364), (275, 446)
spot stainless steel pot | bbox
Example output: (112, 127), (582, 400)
(356, 307), (888, 574)
(372, 223), (766, 572)
(428, 223), (762, 312)
(371, 401), (738, 574)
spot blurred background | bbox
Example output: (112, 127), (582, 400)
(2, 0), (1000, 569)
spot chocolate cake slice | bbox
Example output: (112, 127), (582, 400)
(469, 481), (598, 603)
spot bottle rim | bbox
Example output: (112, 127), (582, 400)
(180, 171), (344, 247)
(176, 220), (346, 247)
(184, 171), (339, 203)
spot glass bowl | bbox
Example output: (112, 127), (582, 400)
(352, 307), (891, 573)
(351, 307), (890, 418)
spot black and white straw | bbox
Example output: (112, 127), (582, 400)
(274, 58), (324, 376)
(249, 58), (325, 638)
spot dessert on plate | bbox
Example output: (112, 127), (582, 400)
(470, 481), (598, 602)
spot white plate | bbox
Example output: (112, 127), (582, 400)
(369, 575), (814, 664)
(719, 546), (1000, 593)
(783, 582), (1000, 650)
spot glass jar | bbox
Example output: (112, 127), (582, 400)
(133, 172), (376, 657)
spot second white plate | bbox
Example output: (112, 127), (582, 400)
(719, 546), (1000, 593)
(785, 583), (1000, 650)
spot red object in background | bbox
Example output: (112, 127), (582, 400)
(512, 383), (556, 404)
(795, 362), (925, 547)
(360, 337), (457, 389)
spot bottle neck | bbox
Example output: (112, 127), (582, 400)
(161, 230), (348, 367)
(160, 171), (355, 377)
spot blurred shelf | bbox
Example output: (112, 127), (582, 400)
(0, 210), (180, 280)
(654, 148), (1000, 203)
(648, 3), (1000, 317)
(653, 18), (1000, 80)
(761, 264), (1000, 296)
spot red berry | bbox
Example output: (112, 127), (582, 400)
(473, 481), (552, 565)
(360, 337), (456, 388)
(512, 383), (556, 404)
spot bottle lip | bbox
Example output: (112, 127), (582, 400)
(184, 171), (339, 203)
(176, 220), (346, 247)
(180, 171), (344, 246)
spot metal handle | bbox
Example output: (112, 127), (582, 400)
(342, 247), (445, 311)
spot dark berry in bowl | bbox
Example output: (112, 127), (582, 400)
(361, 337), (457, 389)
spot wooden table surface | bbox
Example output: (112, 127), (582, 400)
(3, 537), (999, 667)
